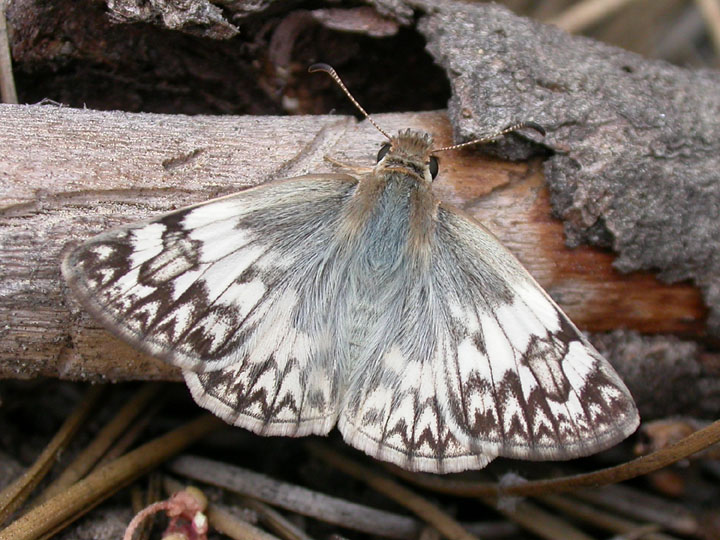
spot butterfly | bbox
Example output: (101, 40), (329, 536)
(61, 64), (639, 473)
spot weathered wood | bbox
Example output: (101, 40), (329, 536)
(0, 105), (705, 381)
(416, 1), (720, 335)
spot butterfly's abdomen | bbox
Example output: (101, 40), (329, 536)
(335, 175), (436, 376)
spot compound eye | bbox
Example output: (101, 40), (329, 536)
(377, 143), (391, 162)
(429, 156), (439, 179)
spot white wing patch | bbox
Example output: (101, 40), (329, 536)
(339, 343), (494, 473)
(430, 206), (639, 460)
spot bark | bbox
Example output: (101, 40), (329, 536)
(0, 106), (707, 388)
(413, 1), (720, 335)
(1, 0), (718, 419)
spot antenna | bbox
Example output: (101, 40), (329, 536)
(433, 121), (546, 153)
(309, 63), (392, 141)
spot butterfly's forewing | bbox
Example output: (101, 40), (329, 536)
(431, 205), (639, 460)
(63, 174), (358, 436)
(337, 200), (639, 473)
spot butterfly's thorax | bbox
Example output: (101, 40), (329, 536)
(337, 129), (438, 262)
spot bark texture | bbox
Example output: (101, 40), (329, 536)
(413, 1), (720, 335)
(1, 0), (718, 420)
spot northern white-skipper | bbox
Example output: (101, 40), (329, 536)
(62, 64), (639, 473)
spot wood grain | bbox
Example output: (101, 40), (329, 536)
(0, 105), (706, 381)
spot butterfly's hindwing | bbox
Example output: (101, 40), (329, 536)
(431, 206), (638, 460)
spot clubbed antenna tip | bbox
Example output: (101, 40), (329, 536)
(433, 121), (546, 153)
(309, 63), (392, 141)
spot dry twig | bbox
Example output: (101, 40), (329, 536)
(307, 443), (479, 540)
(168, 455), (421, 539)
(390, 418), (720, 498)
(0, 414), (223, 540)
(0, 385), (105, 525)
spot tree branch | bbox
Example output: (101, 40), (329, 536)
(0, 105), (706, 383)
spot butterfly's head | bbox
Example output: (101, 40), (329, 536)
(375, 129), (439, 185)
(308, 63), (545, 186)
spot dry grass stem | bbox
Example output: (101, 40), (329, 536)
(241, 498), (314, 540)
(0, 384), (105, 525)
(129, 486), (152, 540)
(548, 0), (640, 33)
(209, 502), (283, 540)
(391, 418), (720, 497)
(0, 414), (223, 540)
(34, 383), (161, 505)
(128, 473), (164, 540)
(96, 400), (164, 468)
